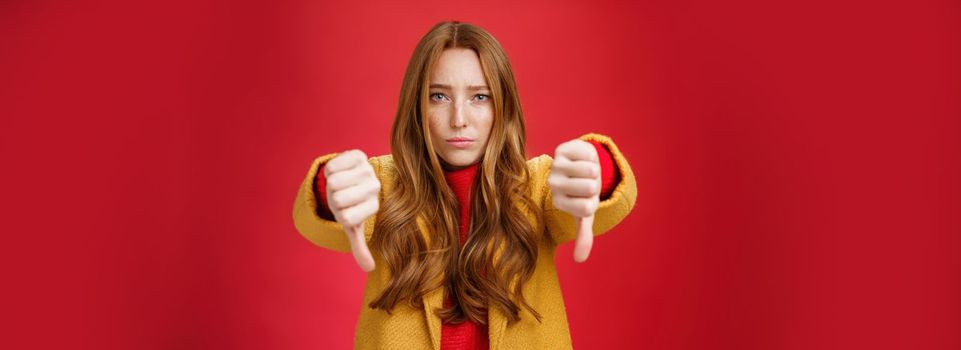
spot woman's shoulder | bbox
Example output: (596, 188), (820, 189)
(526, 154), (553, 174)
(367, 154), (395, 177)
(369, 154), (393, 165)
(525, 154), (553, 200)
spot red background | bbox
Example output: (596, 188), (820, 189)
(2, 0), (959, 349)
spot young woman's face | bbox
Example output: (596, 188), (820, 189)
(426, 48), (494, 171)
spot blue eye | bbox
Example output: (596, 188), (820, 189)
(430, 93), (448, 102)
(474, 94), (490, 102)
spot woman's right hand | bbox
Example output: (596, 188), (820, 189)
(323, 150), (381, 272)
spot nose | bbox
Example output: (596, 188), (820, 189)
(451, 101), (468, 128)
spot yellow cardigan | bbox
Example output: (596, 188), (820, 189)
(292, 133), (637, 349)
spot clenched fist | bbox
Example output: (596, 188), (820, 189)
(548, 139), (602, 263)
(324, 150), (381, 272)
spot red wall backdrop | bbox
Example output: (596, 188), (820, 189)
(2, 0), (959, 349)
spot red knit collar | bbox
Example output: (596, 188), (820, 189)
(443, 162), (480, 190)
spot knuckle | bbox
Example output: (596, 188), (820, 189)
(581, 201), (594, 215)
(552, 196), (563, 208)
(362, 206), (377, 219)
(329, 193), (342, 208)
(547, 176), (562, 189)
(346, 162), (361, 173)
(332, 191), (350, 209)
(576, 182), (588, 196)
(569, 184), (583, 196)
(341, 151), (357, 163)
(587, 181), (599, 195)
(577, 165), (591, 178)
(341, 210), (358, 226)
(347, 214), (362, 227)
(566, 201), (578, 215)
(327, 175), (342, 189)
(349, 150), (367, 162)
(332, 153), (349, 165)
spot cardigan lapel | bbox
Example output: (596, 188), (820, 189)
(416, 216), (511, 350)
(423, 288), (509, 350)
(423, 287), (443, 350)
(488, 302), (508, 349)
(417, 215), (443, 350)
(487, 240), (509, 349)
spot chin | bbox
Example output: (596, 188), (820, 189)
(444, 159), (471, 167)
(439, 153), (480, 168)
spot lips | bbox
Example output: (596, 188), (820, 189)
(446, 137), (474, 148)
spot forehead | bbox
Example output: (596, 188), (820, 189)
(430, 48), (487, 86)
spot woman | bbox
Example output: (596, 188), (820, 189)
(293, 21), (637, 349)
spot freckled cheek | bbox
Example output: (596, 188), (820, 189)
(426, 113), (448, 153)
(472, 109), (494, 144)
(426, 113), (443, 135)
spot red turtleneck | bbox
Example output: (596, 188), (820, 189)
(438, 161), (490, 349)
(312, 141), (620, 350)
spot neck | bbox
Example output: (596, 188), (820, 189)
(440, 159), (480, 173)
(443, 161), (480, 186)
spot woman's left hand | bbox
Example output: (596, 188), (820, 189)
(548, 139), (602, 263)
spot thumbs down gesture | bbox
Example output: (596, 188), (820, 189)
(548, 139), (602, 263)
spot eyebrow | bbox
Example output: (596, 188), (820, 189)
(429, 83), (490, 91)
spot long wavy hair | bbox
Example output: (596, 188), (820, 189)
(368, 21), (542, 326)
